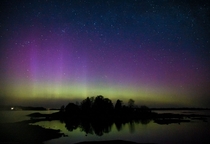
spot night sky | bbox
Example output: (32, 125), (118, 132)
(0, 0), (210, 108)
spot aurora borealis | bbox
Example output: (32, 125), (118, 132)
(0, 0), (210, 108)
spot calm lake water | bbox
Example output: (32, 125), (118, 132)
(1, 110), (210, 143)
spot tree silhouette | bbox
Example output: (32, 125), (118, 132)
(128, 99), (135, 108)
(92, 95), (114, 115)
(115, 99), (123, 115)
(65, 103), (81, 116)
(81, 97), (94, 114)
(115, 99), (123, 110)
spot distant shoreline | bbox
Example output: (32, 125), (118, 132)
(1, 105), (210, 111)
(151, 108), (210, 110)
(0, 105), (59, 111)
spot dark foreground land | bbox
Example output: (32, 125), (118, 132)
(75, 140), (151, 144)
(0, 120), (63, 144)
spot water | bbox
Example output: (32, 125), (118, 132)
(0, 110), (210, 143)
(0, 110), (58, 123)
(153, 110), (210, 115)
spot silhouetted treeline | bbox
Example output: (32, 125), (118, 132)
(59, 95), (152, 120)
(56, 95), (154, 136)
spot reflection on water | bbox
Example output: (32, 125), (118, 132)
(32, 116), (152, 137)
(64, 117), (151, 136)
(34, 119), (154, 144)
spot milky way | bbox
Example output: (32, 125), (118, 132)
(0, 0), (210, 108)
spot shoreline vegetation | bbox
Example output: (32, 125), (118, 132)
(1, 95), (210, 143)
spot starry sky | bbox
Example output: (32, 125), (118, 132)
(0, 0), (210, 108)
